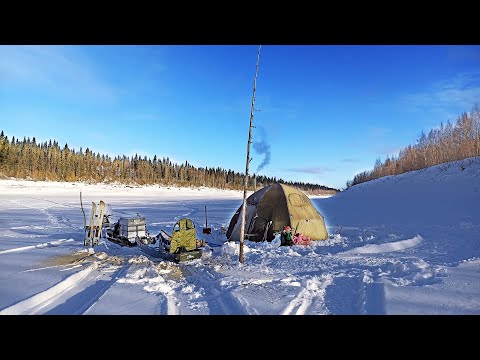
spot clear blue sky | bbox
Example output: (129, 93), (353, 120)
(1, 45), (479, 189)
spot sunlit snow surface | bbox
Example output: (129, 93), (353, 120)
(1, 158), (479, 314)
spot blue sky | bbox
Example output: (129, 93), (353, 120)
(1, 45), (479, 189)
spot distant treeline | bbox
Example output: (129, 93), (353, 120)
(0, 131), (337, 194)
(347, 104), (480, 188)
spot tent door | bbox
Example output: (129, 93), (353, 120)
(245, 208), (258, 240)
(260, 220), (272, 242)
(230, 204), (257, 241)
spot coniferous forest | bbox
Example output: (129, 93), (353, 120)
(0, 131), (338, 195)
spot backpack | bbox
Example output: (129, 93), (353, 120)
(169, 218), (198, 253)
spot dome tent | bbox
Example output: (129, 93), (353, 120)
(226, 183), (328, 242)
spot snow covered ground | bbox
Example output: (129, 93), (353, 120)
(1, 158), (479, 315)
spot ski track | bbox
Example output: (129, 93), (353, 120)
(26, 197), (78, 209)
(173, 204), (198, 221)
(0, 255), (132, 316)
(8, 199), (78, 231)
(78, 264), (131, 315)
(0, 239), (75, 255)
(166, 294), (179, 315)
(22, 263), (83, 273)
(0, 262), (99, 315)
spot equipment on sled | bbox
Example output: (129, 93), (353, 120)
(106, 216), (155, 247)
(79, 193), (204, 262)
(139, 218), (204, 262)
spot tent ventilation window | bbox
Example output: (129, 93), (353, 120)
(288, 193), (307, 207)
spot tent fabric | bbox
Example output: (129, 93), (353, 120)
(226, 183), (328, 242)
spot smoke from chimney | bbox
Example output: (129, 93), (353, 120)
(252, 126), (271, 173)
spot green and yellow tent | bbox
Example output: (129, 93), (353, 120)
(226, 183), (328, 242)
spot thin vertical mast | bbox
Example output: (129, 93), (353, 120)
(239, 45), (261, 264)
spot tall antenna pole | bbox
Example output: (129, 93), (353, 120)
(239, 45), (261, 264)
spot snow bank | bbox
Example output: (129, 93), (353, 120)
(222, 241), (251, 257)
(343, 235), (423, 254)
(318, 157), (480, 227)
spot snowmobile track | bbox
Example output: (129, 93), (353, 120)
(281, 275), (333, 315)
(0, 262), (99, 314)
(323, 272), (386, 314)
(183, 265), (248, 315)
(0, 261), (130, 315)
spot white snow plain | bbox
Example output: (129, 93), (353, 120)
(0, 157), (479, 315)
